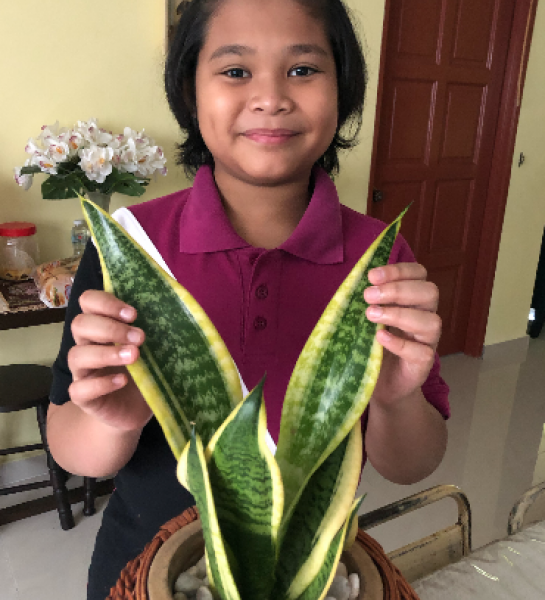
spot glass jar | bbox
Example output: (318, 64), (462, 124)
(0, 222), (40, 281)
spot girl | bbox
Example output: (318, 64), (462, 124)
(47, 1), (449, 598)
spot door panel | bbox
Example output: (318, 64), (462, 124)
(441, 85), (486, 161)
(397, 0), (443, 59)
(370, 0), (516, 355)
(453, 0), (498, 64)
(389, 81), (436, 162)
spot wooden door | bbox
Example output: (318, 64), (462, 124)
(369, 0), (517, 355)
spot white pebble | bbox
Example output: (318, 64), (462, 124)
(327, 575), (351, 600)
(173, 594), (188, 600)
(187, 565), (199, 577)
(325, 597), (337, 600)
(335, 561), (348, 578)
(196, 555), (207, 578)
(196, 586), (214, 600)
(348, 573), (360, 599)
(174, 573), (203, 594)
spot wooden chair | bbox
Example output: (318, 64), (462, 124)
(0, 363), (96, 530)
(358, 484), (472, 583)
(508, 481), (545, 535)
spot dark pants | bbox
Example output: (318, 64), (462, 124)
(87, 487), (195, 600)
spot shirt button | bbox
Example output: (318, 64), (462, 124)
(254, 316), (267, 330)
(249, 253), (259, 265)
(255, 284), (269, 300)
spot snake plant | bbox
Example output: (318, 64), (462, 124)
(81, 197), (405, 600)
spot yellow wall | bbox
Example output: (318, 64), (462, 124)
(484, 1), (545, 346)
(0, 1), (386, 459)
(3, 0), (540, 461)
(0, 0), (182, 459)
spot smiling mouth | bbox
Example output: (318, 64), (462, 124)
(243, 129), (300, 145)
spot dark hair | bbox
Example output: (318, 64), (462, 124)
(165, 0), (367, 178)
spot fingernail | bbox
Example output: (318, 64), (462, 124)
(119, 347), (133, 361)
(365, 286), (381, 302)
(127, 329), (141, 344)
(120, 307), (135, 321)
(380, 329), (392, 342)
(112, 374), (125, 387)
(372, 268), (385, 283)
(368, 306), (383, 319)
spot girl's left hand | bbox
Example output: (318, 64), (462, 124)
(363, 263), (441, 408)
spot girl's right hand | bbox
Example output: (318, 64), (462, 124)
(67, 289), (152, 432)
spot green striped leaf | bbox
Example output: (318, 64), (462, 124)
(204, 377), (283, 600)
(296, 497), (364, 600)
(187, 431), (241, 600)
(272, 425), (362, 600)
(276, 210), (406, 514)
(80, 198), (243, 458)
(343, 493), (366, 551)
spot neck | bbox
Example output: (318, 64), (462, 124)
(213, 167), (312, 250)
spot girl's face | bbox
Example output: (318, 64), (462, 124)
(195, 0), (338, 186)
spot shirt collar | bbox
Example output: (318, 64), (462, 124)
(179, 165), (344, 264)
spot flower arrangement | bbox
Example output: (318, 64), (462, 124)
(80, 197), (406, 600)
(14, 118), (167, 199)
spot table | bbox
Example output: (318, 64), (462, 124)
(0, 280), (66, 331)
(413, 521), (545, 599)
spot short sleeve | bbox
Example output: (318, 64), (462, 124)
(49, 241), (104, 405)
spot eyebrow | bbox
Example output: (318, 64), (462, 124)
(208, 43), (329, 61)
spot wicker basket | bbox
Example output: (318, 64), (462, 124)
(107, 507), (420, 600)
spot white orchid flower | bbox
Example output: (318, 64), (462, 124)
(134, 146), (167, 177)
(14, 166), (33, 190)
(79, 146), (114, 183)
(24, 138), (41, 156)
(67, 132), (84, 155)
(16, 119), (167, 195)
(48, 140), (70, 163)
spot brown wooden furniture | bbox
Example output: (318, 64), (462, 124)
(0, 363), (96, 529)
(359, 484), (472, 583)
(0, 279), (66, 330)
(0, 306), (66, 330)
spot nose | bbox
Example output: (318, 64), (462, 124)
(247, 74), (295, 115)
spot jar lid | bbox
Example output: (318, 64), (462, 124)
(0, 222), (37, 237)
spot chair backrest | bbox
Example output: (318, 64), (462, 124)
(508, 481), (545, 535)
(358, 484), (471, 583)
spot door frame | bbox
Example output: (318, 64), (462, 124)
(366, 0), (539, 357)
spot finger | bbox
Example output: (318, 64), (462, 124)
(72, 313), (145, 347)
(69, 371), (128, 408)
(364, 280), (439, 312)
(368, 263), (427, 286)
(79, 289), (137, 323)
(376, 328), (436, 367)
(68, 344), (140, 381)
(367, 305), (442, 346)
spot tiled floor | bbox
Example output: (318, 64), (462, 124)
(1, 331), (545, 599)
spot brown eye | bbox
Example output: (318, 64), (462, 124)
(288, 66), (318, 77)
(223, 68), (250, 79)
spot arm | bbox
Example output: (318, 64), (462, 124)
(47, 401), (143, 477)
(47, 292), (152, 477)
(47, 244), (151, 477)
(365, 388), (447, 484)
(363, 263), (448, 484)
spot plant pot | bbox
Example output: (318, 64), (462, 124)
(147, 519), (384, 600)
(86, 191), (112, 213)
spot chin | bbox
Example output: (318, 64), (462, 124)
(233, 156), (316, 187)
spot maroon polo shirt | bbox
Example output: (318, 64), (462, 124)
(129, 165), (450, 442)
